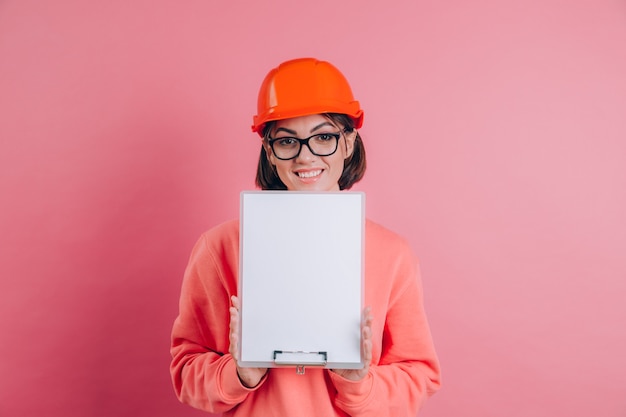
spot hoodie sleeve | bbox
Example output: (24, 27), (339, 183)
(170, 226), (267, 413)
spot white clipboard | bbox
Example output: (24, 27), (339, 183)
(238, 191), (365, 371)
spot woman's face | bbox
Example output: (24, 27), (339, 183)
(265, 114), (356, 191)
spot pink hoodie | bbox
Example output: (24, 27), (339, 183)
(171, 219), (441, 416)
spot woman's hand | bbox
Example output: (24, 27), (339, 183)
(331, 306), (373, 381)
(229, 295), (268, 388)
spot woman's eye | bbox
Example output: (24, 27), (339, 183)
(277, 138), (297, 146)
(316, 134), (334, 141)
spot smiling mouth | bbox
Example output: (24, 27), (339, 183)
(296, 169), (322, 178)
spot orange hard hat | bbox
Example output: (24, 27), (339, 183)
(251, 58), (364, 136)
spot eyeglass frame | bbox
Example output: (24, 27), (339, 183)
(267, 130), (348, 161)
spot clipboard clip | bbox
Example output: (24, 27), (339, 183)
(273, 350), (328, 375)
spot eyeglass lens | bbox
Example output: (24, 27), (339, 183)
(271, 133), (340, 160)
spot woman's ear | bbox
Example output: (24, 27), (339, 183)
(344, 129), (357, 159)
(264, 142), (277, 165)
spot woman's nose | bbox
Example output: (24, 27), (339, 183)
(296, 142), (316, 161)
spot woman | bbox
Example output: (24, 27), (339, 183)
(170, 58), (441, 416)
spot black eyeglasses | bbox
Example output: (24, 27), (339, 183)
(268, 132), (341, 160)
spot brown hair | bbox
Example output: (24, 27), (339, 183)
(255, 113), (367, 190)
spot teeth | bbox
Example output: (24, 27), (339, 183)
(298, 170), (322, 178)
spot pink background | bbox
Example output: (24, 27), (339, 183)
(1, 1), (625, 416)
